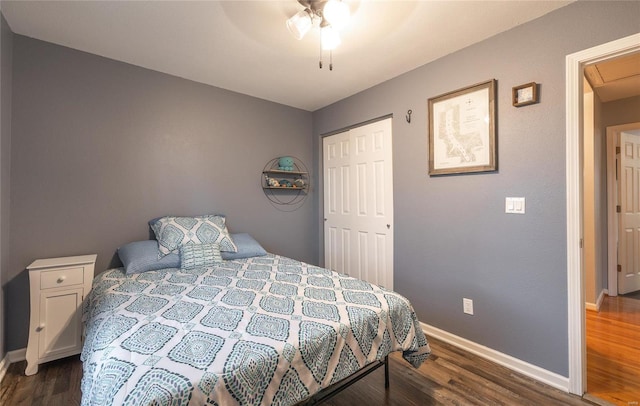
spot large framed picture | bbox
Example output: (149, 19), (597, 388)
(428, 79), (497, 175)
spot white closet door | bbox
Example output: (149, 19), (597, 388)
(323, 118), (393, 289)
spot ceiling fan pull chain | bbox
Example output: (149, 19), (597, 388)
(319, 41), (323, 69)
(330, 50), (333, 71)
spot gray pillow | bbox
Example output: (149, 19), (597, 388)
(117, 240), (180, 274)
(222, 233), (267, 260)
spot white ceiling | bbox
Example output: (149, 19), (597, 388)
(1, 0), (574, 111)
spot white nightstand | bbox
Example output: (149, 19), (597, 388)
(25, 254), (97, 376)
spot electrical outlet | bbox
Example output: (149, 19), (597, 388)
(463, 298), (474, 315)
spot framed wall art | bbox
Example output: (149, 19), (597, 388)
(512, 82), (539, 107)
(428, 79), (497, 175)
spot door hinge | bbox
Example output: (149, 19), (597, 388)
(616, 205), (621, 213)
(616, 146), (621, 154)
(617, 264), (622, 273)
(579, 238), (583, 248)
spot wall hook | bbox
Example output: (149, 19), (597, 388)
(406, 109), (412, 123)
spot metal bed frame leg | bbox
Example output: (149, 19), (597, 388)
(384, 355), (389, 388)
(300, 355), (391, 404)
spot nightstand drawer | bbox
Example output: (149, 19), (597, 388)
(40, 267), (84, 289)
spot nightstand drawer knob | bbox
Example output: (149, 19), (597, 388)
(37, 323), (45, 331)
(40, 267), (83, 289)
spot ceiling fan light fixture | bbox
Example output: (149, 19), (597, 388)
(323, 0), (350, 30)
(321, 25), (341, 51)
(286, 8), (313, 40)
(287, 0), (349, 69)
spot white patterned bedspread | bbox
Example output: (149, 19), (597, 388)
(81, 254), (430, 405)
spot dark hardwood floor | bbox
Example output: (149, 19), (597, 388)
(325, 337), (595, 406)
(0, 336), (596, 406)
(0, 353), (82, 405)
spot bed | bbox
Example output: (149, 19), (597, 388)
(80, 217), (430, 405)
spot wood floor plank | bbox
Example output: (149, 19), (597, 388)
(586, 294), (640, 406)
(0, 337), (603, 406)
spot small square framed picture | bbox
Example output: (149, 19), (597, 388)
(512, 82), (539, 107)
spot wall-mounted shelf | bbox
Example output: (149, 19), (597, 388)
(263, 169), (307, 176)
(263, 186), (307, 190)
(262, 170), (308, 190)
(261, 157), (309, 210)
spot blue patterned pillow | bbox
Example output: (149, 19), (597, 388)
(221, 233), (267, 260)
(118, 240), (180, 274)
(151, 215), (237, 257)
(180, 243), (223, 270)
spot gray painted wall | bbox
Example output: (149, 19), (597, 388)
(6, 36), (314, 351)
(312, 1), (640, 377)
(1, 11), (13, 358)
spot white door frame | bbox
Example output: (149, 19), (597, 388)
(566, 32), (640, 395)
(606, 123), (640, 297)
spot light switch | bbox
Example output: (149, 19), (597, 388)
(506, 197), (525, 214)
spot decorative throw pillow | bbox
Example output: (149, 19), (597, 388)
(221, 233), (267, 260)
(180, 243), (223, 270)
(117, 240), (181, 274)
(151, 215), (237, 257)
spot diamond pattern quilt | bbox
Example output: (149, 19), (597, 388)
(81, 254), (431, 405)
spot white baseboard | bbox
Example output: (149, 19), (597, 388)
(421, 322), (570, 392)
(0, 348), (27, 384)
(585, 289), (608, 312)
(0, 353), (8, 384)
(8, 348), (26, 363)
